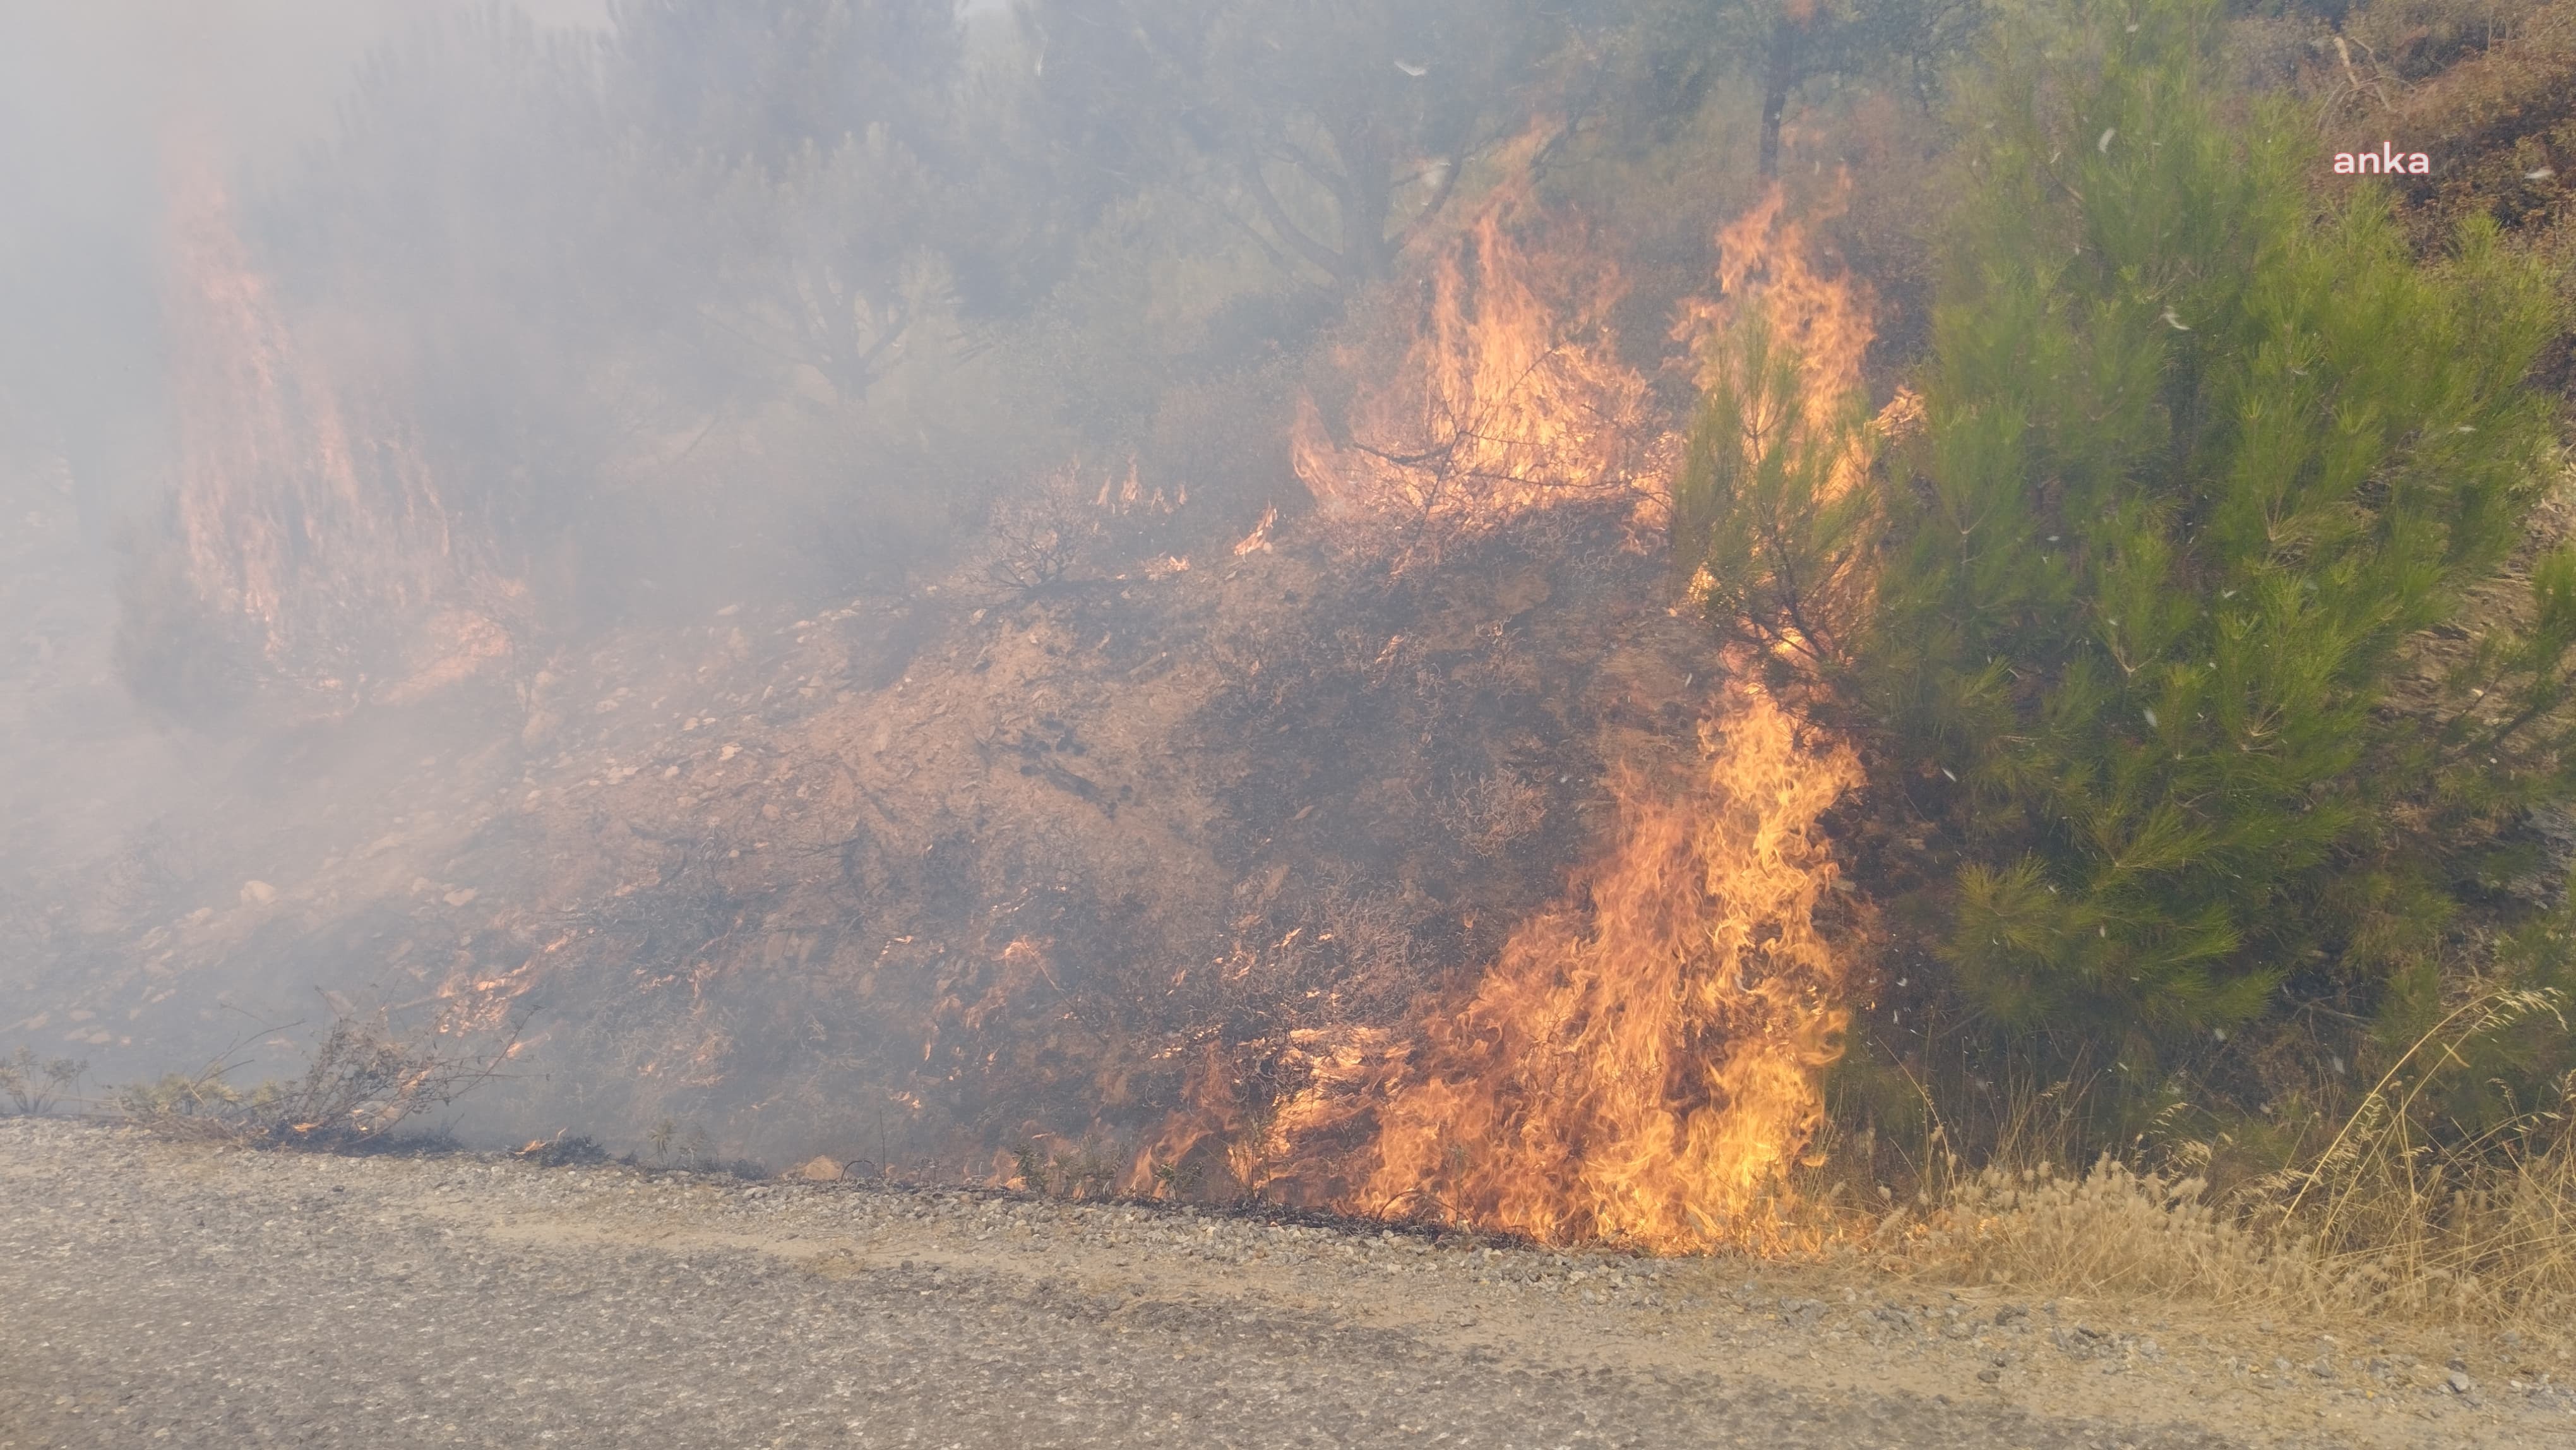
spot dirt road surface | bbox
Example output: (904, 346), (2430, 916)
(3, 1120), (2568, 1448)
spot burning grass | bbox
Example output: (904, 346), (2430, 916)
(1258, 683), (1866, 1254)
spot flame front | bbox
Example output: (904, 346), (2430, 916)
(1256, 189), (1881, 1251)
(1267, 686), (1861, 1252)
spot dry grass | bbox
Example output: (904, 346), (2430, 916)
(1892, 1159), (2327, 1303)
(2251, 986), (2576, 1322)
(1864, 988), (2576, 1332)
(1880, 1142), (2576, 1332)
(2304, 1136), (2576, 1318)
(1009, 1135), (1134, 1201)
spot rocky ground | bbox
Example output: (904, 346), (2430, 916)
(3, 1119), (2570, 1449)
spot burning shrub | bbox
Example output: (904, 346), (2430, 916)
(1673, 188), (1887, 693)
(1292, 170), (1667, 568)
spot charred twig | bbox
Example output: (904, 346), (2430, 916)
(117, 998), (527, 1151)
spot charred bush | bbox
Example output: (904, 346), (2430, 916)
(0, 1048), (88, 1117)
(512, 1132), (611, 1168)
(116, 1007), (516, 1151)
(975, 470), (1107, 597)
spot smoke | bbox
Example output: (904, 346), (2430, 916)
(0, 0), (611, 1080)
(0, 0), (1895, 1230)
(2, 0), (608, 506)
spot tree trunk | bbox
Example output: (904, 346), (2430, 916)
(1758, 11), (1804, 179)
(1334, 128), (1392, 286)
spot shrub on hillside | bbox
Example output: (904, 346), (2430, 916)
(1681, 0), (2572, 1101)
(117, 1009), (512, 1151)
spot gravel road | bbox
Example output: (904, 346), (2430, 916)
(3, 1120), (2567, 1449)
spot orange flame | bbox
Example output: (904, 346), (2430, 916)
(1264, 686), (1861, 1251)
(164, 162), (503, 695)
(1292, 162), (1662, 562)
(1211, 190), (1878, 1252)
(1677, 184), (1900, 673)
(1687, 186), (1873, 416)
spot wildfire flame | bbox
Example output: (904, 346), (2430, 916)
(1682, 185), (1875, 446)
(1258, 686), (1861, 1251)
(1140, 188), (1884, 1253)
(1291, 160), (1662, 562)
(1676, 184), (1897, 670)
(164, 162), (504, 696)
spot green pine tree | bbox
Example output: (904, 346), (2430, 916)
(1679, 0), (2572, 1084)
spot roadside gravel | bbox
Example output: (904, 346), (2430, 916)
(2, 1120), (2567, 1448)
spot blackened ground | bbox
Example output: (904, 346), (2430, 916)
(6, 1120), (2568, 1449)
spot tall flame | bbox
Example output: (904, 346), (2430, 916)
(1683, 185), (1875, 423)
(1159, 189), (1882, 1253)
(1677, 184), (1898, 671)
(1291, 163), (1661, 561)
(164, 164), (489, 693)
(1267, 686), (1861, 1251)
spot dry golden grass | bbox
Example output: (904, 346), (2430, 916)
(1866, 989), (2576, 1331)
(1892, 1160), (2326, 1304)
(1879, 1140), (2576, 1333)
